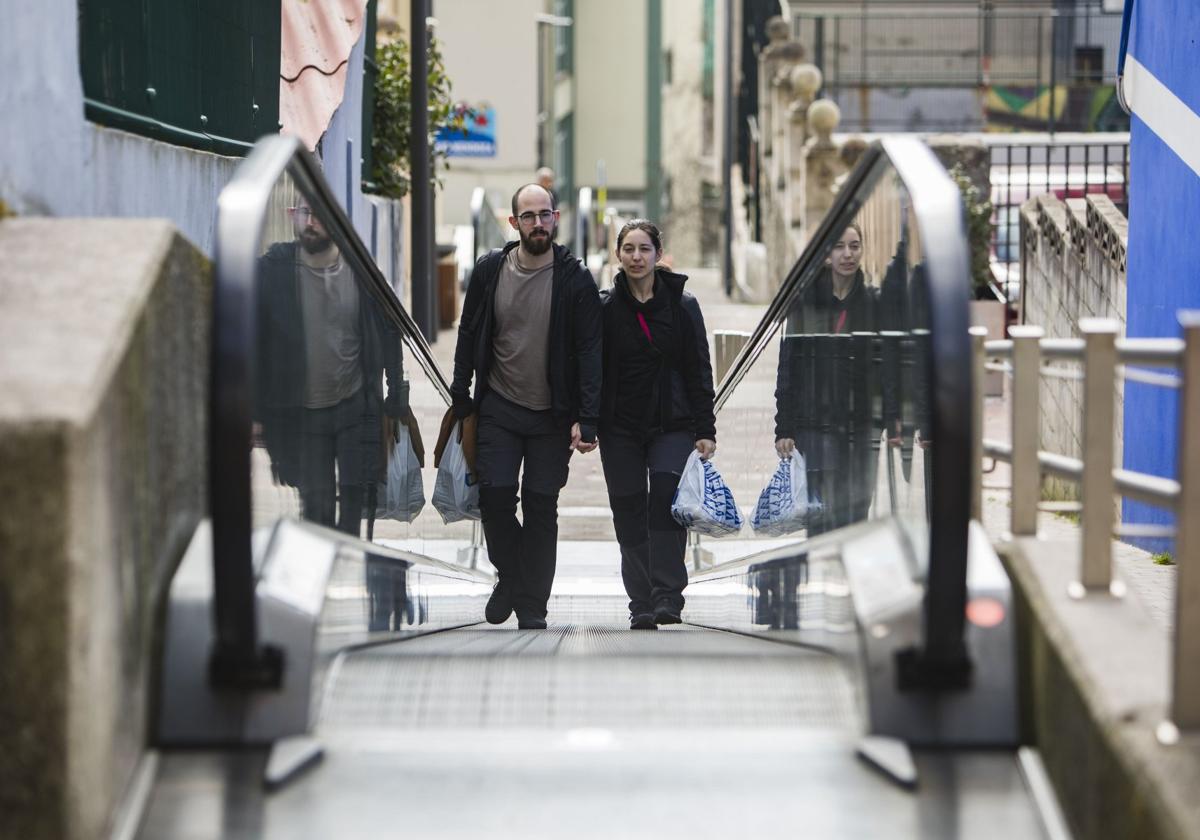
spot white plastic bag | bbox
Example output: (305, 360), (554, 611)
(750, 450), (822, 536)
(432, 420), (480, 524)
(377, 425), (426, 523)
(671, 450), (743, 537)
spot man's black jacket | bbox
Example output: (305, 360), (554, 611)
(255, 241), (405, 485)
(451, 241), (602, 441)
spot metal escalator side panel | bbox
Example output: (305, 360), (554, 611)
(159, 518), (493, 745)
(702, 137), (975, 690)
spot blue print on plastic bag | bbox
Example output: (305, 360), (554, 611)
(700, 459), (742, 528)
(749, 452), (820, 536)
(671, 452), (743, 536)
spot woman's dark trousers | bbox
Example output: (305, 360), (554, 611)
(475, 391), (572, 620)
(600, 429), (694, 616)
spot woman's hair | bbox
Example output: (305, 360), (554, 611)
(616, 218), (664, 253)
(841, 221), (864, 243)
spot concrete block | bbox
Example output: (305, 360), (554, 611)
(1001, 538), (1200, 840)
(0, 219), (211, 840)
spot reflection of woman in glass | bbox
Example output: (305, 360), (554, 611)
(774, 222), (881, 535)
(599, 220), (717, 630)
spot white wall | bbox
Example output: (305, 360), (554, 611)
(435, 0), (544, 226)
(574, 0), (647, 195)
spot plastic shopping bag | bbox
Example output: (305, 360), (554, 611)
(750, 450), (822, 536)
(432, 420), (480, 524)
(377, 425), (426, 523)
(671, 450), (743, 537)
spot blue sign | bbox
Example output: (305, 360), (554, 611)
(435, 105), (496, 158)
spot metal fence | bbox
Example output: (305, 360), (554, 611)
(984, 133), (1129, 301)
(972, 315), (1200, 728)
(78, 0), (280, 155)
(791, 7), (1124, 90)
(790, 7), (1128, 134)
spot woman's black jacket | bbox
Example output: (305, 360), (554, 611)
(773, 267), (880, 442)
(599, 268), (717, 442)
(450, 241), (603, 441)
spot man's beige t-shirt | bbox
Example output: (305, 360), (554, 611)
(488, 249), (554, 410)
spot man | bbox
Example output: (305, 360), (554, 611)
(451, 183), (602, 629)
(255, 200), (407, 536)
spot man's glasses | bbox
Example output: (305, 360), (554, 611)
(288, 207), (316, 222)
(516, 210), (556, 226)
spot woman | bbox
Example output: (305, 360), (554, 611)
(599, 220), (717, 630)
(773, 222), (881, 534)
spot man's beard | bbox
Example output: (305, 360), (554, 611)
(299, 229), (334, 254)
(519, 224), (556, 256)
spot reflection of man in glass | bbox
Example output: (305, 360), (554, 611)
(255, 200), (406, 536)
(774, 223), (882, 534)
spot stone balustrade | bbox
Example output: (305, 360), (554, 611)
(1020, 193), (1128, 502)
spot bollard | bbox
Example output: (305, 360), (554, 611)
(1078, 319), (1119, 592)
(1172, 312), (1200, 727)
(969, 326), (988, 522)
(713, 330), (752, 386)
(1009, 326), (1044, 536)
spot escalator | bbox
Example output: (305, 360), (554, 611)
(135, 136), (1063, 839)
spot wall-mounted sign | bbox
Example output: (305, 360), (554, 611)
(436, 104), (496, 157)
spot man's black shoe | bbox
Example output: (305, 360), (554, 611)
(517, 615), (548, 630)
(630, 613), (658, 630)
(485, 580), (513, 625)
(654, 603), (682, 625)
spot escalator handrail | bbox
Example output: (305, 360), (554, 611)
(470, 186), (510, 266)
(712, 137), (973, 681)
(576, 186), (593, 262)
(209, 134), (454, 682)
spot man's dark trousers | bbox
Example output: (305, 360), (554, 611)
(475, 391), (572, 620)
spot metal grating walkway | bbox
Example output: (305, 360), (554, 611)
(318, 616), (862, 733)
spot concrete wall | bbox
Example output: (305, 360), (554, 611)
(1122, 0), (1200, 553)
(1001, 535), (1197, 840)
(0, 219), (211, 840)
(0, 1), (240, 255)
(1020, 193), (1127, 502)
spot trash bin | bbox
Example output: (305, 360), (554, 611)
(437, 243), (458, 330)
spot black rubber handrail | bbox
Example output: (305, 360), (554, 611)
(713, 137), (973, 688)
(209, 135), (453, 687)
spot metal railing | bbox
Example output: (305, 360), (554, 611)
(792, 6), (1124, 90)
(211, 135), (463, 686)
(972, 314), (1200, 727)
(986, 133), (1129, 302)
(716, 136), (975, 688)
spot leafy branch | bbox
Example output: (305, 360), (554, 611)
(948, 162), (996, 299)
(369, 35), (471, 199)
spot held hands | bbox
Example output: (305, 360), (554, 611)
(695, 438), (716, 460)
(775, 437), (795, 458)
(571, 422), (598, 454)
(888, 420), (902, 448)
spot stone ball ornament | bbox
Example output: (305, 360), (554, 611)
(790, 64), (822, 99)
(807, 99), (841, 140)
